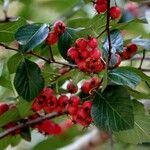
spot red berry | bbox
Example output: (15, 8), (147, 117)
(53, 20), (66, 34)
(88, 37), (98, 49)
(82, 101), (92, 113)
(43, 95), (57, 113)
(46, 31), (58, 45)
(76, 59), (86, 71)
(95, 3), (107, 13)
(127, 43), (137, 53)
(119, 48), (131, 60)
(67, 106), (78, 115)
(110, 6), (121, 19)
(69, 96), (80, 106)
(67, 82), (78, 94)
(75, 38), (88, 50)
(89, 49), (101, 60)
(79, 49), (89, 59)
(58, 95), (69, 107)
(90, 76), (101, 87)
(81, 81), (92, 95)
(0, 103), (9, 116)
(67, 47), (78, 60)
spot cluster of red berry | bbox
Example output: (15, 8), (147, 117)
(29, 114), (61, 135)
(107, 43), (137, 69)
(81, 76), (101, 95)
(94, 0), (121, 19)
(32, 87), (93, 128)
(119, 43), (137, 60)
(46, 20), (66, 45)
(67, 37), (105, 73)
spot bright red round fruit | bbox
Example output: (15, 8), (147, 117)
(46, 31), (58, 45)
(110, 6), (121, 19)
(53, 20), (66, 34)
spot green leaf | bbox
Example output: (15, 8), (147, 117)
(103, 30), (123, 54)
(15, 23), (49, 53)
(17, 98), (33, 118)
(0, 76), (12, 90)
(115, 101), (150, 144)
(20, 126), (31, 142)
(14, 59), (44, 101)
(108, 67), (141, 89)
(91, 85), (134, 132)
(58, 27), (78, 60)
(0, 108), (20, 127)
(0, 18), (26, 42)
(120, 67), (150, 85)
(7, 53), (23, 74)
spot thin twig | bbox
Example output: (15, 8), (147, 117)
(138, 50), (146, 69)
(48, 46), (55, 62)
(0, 112), (63, 139)
(106, 0), (112, 66)
(0, 43), (76, 68)
(96, 29), (106, 39)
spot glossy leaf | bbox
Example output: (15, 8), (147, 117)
(14, 59), (44, 101)
(103, 30), (123, 54)
(15, 23), (49, 53)
(91, 85), (134, 132)
(108, 67), (141, 89)
(58, 27), (78, 60)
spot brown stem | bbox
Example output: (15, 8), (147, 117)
(0, 112), (63, 139)
(106, 0), (112, 66)
(0, 43), (76, 68)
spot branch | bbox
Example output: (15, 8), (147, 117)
(138, 49), (146, 69)
(0, 43), (77, 68)
(0, 112), (63, 139)
(59, 128), (110, 150)
(106, 0), (112, 66)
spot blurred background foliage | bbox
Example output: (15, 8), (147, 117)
(0, 0), (150, 150)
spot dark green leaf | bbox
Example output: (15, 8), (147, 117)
(91, 85), (134, 132)
(103, 30), (123, 54)
(20, 126), (31, 142)
(15, 23), (49, 53)
(14, 59), (44, 101)
(58, 27), (78, 60)
(108, 67), (141, 89)
(115, 100), (150, 144)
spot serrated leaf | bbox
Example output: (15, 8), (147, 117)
(91, 85), (134, 132)
(15, 23), (49, 53)
(58, 28), (78, 60)
(14, 59), (44, 101)
(103, 30), (123, 54)
(115, 101), (150, 144)
(108, 67), (141, 89)
(7, 53), (23, 74)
